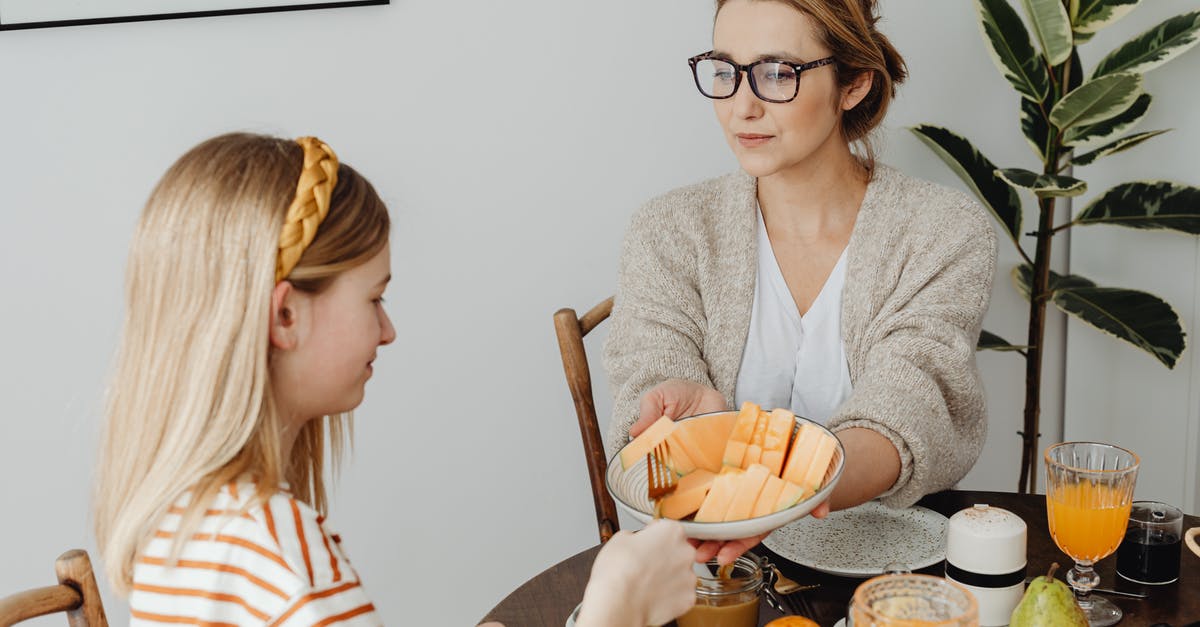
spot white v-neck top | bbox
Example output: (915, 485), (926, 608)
(733, 206), (853, 424)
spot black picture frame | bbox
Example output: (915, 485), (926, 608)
(0, 0), (387, 31)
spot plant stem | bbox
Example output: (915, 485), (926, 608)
(1019, 193), (1056, 494)
(1018, 50), (1073, 494)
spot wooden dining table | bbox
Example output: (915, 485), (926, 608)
(482, 490), (1200, 626)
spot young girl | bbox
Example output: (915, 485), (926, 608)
(94, 132), (696, 626)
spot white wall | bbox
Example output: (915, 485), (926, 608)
(1059, 1), (1200, 513)
(1, 1), (1196, 625)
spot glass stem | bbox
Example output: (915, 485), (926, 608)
(1067, 559), (1099, 610)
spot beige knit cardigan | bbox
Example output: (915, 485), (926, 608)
(602, 164), (997, 508)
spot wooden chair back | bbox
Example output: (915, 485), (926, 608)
(0, 549), (108, 627)
(553, 296), (619, 543)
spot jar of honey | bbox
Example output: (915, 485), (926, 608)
(675, 553), (763, 627)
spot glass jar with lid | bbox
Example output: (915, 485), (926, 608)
(676, 553), (763, 627)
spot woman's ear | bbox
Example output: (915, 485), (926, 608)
(841, 70), (874, 111)
(270, 281), (300, 350)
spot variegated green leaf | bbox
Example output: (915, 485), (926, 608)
(1056, 287), (1186, 368)
(1064, 92), (1151, 147)
(1022, 0), (1074, 65)
(1013, 265), (1093, 298)
(978, 329), (1028, 352)
(1071, 130), (1169, 166)
(1072, 0), (1139, 43)
(910, 124), (1024, 245)
(1021, 50), (1082, 159)
(978, 0), (1050, 101)
(1093, 11), (1200, 78)
(1021, 97), (1051, 159)
(1013, 265), (1185, 368)
(1049, 73), (1143, 131)
(1075, 181), (1200, 233)
(1065, 47), (1085, 92)
(997, 168), (1088, 197)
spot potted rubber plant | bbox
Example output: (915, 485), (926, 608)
(911, 0), (1200, 492)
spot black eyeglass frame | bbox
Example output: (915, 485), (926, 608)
(687, 52), (837, 103)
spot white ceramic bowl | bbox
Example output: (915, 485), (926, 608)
(606, 410), (845, 540)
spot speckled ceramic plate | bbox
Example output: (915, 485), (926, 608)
(763, 500), (948, 577)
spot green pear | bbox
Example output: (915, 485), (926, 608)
(1010, 563), (1088, 627)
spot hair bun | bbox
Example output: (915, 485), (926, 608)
(861, 0), (880, 26)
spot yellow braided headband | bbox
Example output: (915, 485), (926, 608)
(275, 136), (339, 283)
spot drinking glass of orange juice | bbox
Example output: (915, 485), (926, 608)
(1044, 442), (1139, 627)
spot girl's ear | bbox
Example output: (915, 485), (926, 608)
(270, 281), (300, 350)
(841, 70), (874, 111)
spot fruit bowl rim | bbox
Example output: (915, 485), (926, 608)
(605, 409), (846, 540)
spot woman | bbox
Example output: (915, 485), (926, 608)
(604, 0), (996, 564)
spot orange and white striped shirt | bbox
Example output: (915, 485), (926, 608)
(130, 483), (379, 626)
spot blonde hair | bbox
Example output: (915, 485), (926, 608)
(715, 0), (908, 171)
(93, 132), (389, 595)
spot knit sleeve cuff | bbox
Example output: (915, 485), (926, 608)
(830, 419), (913, 499)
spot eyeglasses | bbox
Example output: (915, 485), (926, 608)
(687, 52), (836, 103)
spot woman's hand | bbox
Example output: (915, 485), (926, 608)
(630, 379), (727, 437)
(576, 520), (697, 627)
(691, 500), (830, 565)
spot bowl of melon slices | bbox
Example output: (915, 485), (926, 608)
(606, 403), (845, 540)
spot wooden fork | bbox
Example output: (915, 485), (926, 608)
(647, 441), (677, 516)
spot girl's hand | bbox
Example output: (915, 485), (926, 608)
(630, 379), (727, 437)
(577, 520), (697, 627)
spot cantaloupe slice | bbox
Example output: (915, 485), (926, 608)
(700, 411), (738, 440)
(619, 415), (677, 470)
(670, 423), (718, 473)
(742, 410), (770, 468)
(780, 425), (837, 491)
(780, 424), (816, 483)
(682, 413), (736, 472)
(664, 431), (698, 475)
(722, 441), (747, 469)
(660, 484), (711, 520)
(723, 463), (772, 522)
(751, 475), (786, 518)
(661, 469), (718, 520)
(694, 473), (739, 522)
(722, 402), (760, 468)
(774, 480), (812, 512)
(677, 468), (717, 493)
(759, 408), (795, 476)
(702, 411), (738, 439)
(798, 432), (837, 492)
